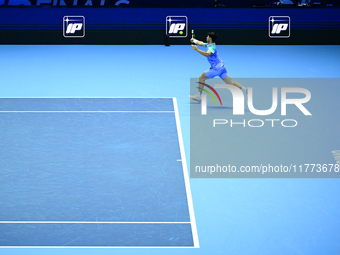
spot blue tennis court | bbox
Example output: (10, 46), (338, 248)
(0, 45), (340, 255)
(0, 97), (198, 247)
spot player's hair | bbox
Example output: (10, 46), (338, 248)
(207, 32), (218, 42)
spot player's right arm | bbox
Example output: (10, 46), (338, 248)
(190, 38), (205, 46)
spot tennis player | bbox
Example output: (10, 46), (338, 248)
(189, 32), (247, 102)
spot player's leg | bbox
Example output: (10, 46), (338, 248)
(222, 76), (248, 94)
(199, 72), (210, 93)
(222, 76), (242, 89)
(189, 72), (211, 102)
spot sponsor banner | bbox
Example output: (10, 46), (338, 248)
(0, 8), (339, 44)
(63, 16), (85, 38)
(269, 16), (290, 38)
(166, 16), (188, 38)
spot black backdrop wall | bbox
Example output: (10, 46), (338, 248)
(0, 7), (339, 44)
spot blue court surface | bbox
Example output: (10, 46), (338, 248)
(0, 97), (197, 247)
(0, 45), (340, 254)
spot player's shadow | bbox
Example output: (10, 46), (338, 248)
(208, 105), (251, 113)
(189, 102), (251, 113)
(207, 105), (232, 110)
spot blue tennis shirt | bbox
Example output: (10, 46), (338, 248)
(204, 43), (224, 69)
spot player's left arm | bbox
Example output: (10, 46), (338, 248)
(191, 45), (212, 57)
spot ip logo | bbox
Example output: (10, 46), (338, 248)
(269, 16), (290, 38)
(63, 16), (85, 38)
(166, 16), (188, 38)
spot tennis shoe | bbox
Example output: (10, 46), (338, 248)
(189, 93), (201, 102)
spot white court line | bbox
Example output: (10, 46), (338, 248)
(0, 221), (190, 224)
(0, 97), (175, 112)
(0, 246), (196, 249)
(0, 97), (174, 98)
(0, 111), (174, 113)
(173, 97), (200, 248)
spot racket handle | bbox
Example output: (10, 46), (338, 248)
(191, 30), (195, 44)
